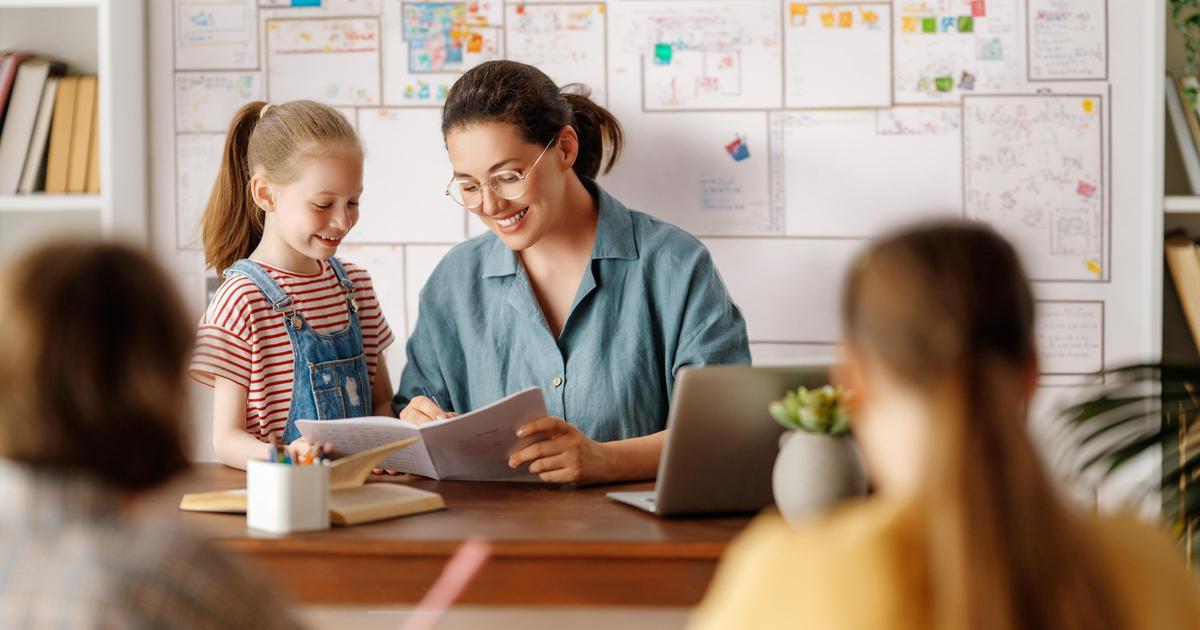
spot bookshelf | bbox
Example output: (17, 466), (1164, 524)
(0, 0), (146, 256)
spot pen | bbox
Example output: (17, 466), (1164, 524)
(420, 386), (442, 410)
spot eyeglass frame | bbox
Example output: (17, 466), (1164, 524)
(444, 137), (557, 210)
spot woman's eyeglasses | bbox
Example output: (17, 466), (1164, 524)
(445, 138), (556, 209)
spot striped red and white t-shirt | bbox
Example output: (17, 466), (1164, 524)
(189, 259), (395, 441)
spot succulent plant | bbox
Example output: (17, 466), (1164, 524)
(769, 385), (851, 435)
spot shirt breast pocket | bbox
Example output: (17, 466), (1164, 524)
(308, 355), (370, 420)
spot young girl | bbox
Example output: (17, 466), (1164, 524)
(191, 100), (396, 469)
(692, 222), (1200, 630)
(0, 241), (300, 628)
(394, 61), (750, 484)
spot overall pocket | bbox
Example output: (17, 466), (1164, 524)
(308, 354), (370, 420)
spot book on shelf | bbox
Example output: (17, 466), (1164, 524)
(0, 57), (64, 194)
(43, 75), (76, 194)
(0, 52), (33, 132)
(17, 77), (58, 194)
(179, 438), (446, 526)
(66, 75), (95, 193)
(1165, 230), (1200, 356)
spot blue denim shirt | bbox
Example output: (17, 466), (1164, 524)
(393, 182), (751, 442)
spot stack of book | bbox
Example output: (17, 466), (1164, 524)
(0, 52), (99, 195)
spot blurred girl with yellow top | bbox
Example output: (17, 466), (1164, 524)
(692, 222), (1200, 630)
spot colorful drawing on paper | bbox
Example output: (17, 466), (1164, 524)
(401, 2), (501, 74)
(894, 0), (1022, 104)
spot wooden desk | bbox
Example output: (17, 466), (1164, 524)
(142, 464), (753, 607)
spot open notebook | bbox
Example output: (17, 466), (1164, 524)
(296, 387), (549, 481)
(179, 439), (445, 526)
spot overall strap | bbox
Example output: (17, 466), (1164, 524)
(326, 257), (359, 312)
(224, 259), (294, 311)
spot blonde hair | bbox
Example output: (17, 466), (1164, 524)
(0, 241), (193, 492)
(201, 100), (362, 276)
(842, 221), (1124, 630)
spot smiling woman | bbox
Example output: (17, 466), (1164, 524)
(392, 61), (752, 485)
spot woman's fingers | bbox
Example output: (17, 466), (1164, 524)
(508, 436), (564, 469)
(515, 416), (567, 438)
(399, 396), (447, 424)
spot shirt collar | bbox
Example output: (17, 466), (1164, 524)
(482, 180), (639, 278)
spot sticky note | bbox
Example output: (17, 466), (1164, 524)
(726, 137), (750, 162)
(1082, 98), (1095, 113)
(654, 43), (672, 65)
(972, 0), (986, 17)
(922, 17), (937, 33)
(790, 3), (808, 17)
(861, 10), (880, 26)
(821, 11), (835, 28)
(839, 11), (853, 27)
(291, 0), (320, 6)
(935, 76), (954, 92)
(958, 16), (974, 32)
(941, 16), (956, 32)
(902, 16), (918, 32)
(1086, 260), (1102, 276)
(1076, 180), (1097, 198)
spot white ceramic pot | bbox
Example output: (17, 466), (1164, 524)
(772, 430), (867, 525)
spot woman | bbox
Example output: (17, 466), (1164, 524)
(691, 222), (1200, 630)
(393, 61), (750, 484)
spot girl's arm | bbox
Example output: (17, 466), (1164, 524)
(372, 354), (396, 417)
(212, 376), (291, 470)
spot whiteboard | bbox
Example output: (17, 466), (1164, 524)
(150, 0), (1161, 501)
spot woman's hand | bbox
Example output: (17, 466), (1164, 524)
(398, 395), (457, 425)
(286, 438), (313, 463)
(507, 417), (617, 485)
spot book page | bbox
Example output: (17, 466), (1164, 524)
(419, 387), (549, 481)
(296, 418), (435, 476)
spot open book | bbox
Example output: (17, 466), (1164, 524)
(180, 438), (446, 526)
(296, 387), (549, 481)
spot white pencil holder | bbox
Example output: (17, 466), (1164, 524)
(246, 459), (330, 534)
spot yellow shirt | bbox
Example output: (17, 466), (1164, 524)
(691, 498), (1200, 630)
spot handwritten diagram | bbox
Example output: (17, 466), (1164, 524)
(963, 95), (1106, 281)
(400, 3), (501, 73)
(621, 1), (782, 110)
(505, 3), (608, 105)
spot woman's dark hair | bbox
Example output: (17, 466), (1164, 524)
(0, 241), (193, 492)
(441, 60), (623, 180)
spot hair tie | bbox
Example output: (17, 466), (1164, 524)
(259, 103), (272, 120)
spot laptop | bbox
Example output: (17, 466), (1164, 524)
(607, 364), (831, 516)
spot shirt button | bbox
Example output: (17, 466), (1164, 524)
(552, 377), (563, 388)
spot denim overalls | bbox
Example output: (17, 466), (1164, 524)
(225, 258), (372, 444)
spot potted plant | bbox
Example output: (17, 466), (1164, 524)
(1061, 362), (1199, 566)
(769, 385), (867, 525)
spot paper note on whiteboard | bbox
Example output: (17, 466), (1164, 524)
(963, 95), (1106, 282)
(175, 0), (258, 70)
(1028, 0), (1107, 80)
(784, 3), (891, 109)
(266, 18), (381, 105)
